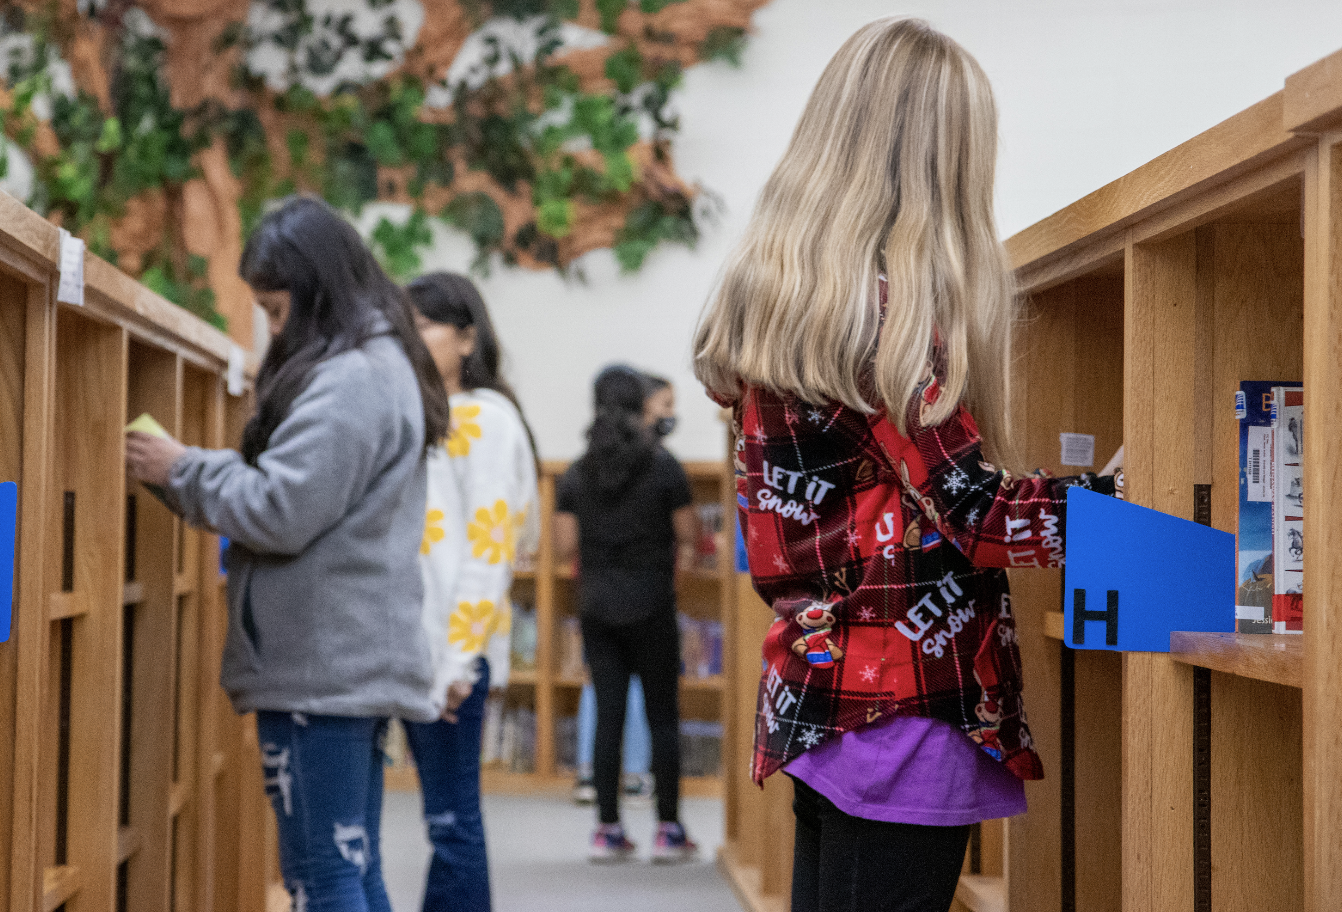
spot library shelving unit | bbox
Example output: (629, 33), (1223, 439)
(0, 189), (284, 912)
(719, 45), (1342, 912)
(385, 456), (737, 797)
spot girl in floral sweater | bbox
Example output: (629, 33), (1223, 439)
(693, 19), (1120, 912)
(407, 273), (538, 912)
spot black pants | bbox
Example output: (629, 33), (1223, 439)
(790, 776), (971, 912)
(581, 611), (681, 825)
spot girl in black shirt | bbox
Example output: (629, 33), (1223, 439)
(555, 365), (699, 863)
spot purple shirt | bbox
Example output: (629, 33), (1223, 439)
(786, 714), (1027, 826)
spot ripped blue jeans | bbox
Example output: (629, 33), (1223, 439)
(403, 659), (491, 912)
(257, 711), (392, 912)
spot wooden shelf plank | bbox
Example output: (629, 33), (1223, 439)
(169, 781), (189, 817)
(1044, 610), (1065, 641)
(122, 580), (146, 606)
(47, 591), (86, 620)
(42, 865), (81, 912)
(681, 675), (725, 692)
(1169, 632), (1303, 689)
(117, 825), (142, 863)
(955, 874), (1005, 912)
(508, 669), (538, 686)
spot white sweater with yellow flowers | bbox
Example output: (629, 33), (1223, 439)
(421, 388), (538, 710)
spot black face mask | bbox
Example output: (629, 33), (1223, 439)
(653, 415), (677, 438)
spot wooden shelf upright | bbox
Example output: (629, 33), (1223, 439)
(720, 44), (1342, 912)
(0, 188), (279, 912)
(386, 456), (738, 797)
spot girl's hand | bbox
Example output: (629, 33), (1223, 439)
(441, 679), (474, 723)
(126, 431), (188, 487)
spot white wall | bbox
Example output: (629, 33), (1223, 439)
(407, 0), (1342, 463)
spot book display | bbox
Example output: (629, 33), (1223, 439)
(1270, 386), (1305, 633)
(386, 458), (737, 794)
(718, 45), (1342, 912)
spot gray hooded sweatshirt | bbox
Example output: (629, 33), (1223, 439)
(166, 332), (438, 722)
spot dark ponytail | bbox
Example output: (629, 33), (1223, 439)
(576, 365), (655, 495)
(239, 196), (449, 463)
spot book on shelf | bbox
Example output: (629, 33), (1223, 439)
(679, 720), (723, 777)
(1271, 386), (1304, 634)
(481, 696), (537, 772)
(695, 501), (725, 571)
(1236, 381), (1296, 634)
(558, 616), (585, 680)
(678, 613), (724, 678)
(510, 601), (537, 671)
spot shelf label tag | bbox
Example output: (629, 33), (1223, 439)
(56, 228), (85, 307)
(227, 345), (246, 397)
(1, 482), (15, 643)
(1063, 487), (1234, 652)
(1059, 432), (1095, 467)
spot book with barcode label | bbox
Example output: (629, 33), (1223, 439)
(1271, 386), (1304, 634)
(1236, 381), (1296, 633)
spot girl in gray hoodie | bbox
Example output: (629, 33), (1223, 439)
(126, 196), (451, 912)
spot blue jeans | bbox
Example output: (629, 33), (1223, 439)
(577, 676), (651, 776)
(257, 711), (392, 912)
(404, 660), (491, 912)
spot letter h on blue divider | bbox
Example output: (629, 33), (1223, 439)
(1063, 487), (1235, 652)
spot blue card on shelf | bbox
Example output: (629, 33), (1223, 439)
(1, 482), (15, 643)
(1063, 486), (1235, 652)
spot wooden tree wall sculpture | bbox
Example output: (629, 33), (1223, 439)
(0, 0), (772, 341)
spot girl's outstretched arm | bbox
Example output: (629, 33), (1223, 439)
(872, 393), (1119, 570)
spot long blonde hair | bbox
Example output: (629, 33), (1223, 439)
(693, 17), (1016, 457)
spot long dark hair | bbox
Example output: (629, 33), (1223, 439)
(405, 271), (538, 460)
(239, 196), (450, 464)
(576, 364), (655, 495)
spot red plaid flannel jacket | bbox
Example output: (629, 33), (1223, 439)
(729, 377), (1114, 785)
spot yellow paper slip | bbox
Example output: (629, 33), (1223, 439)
(125, 413), (170, 438)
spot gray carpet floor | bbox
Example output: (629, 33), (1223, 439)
(381, 789), (743, 912)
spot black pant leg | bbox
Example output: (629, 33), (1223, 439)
(581, 616), (632, 825)
(795, 776), (970, 912)
(626, 611), (682, 823)
(789, 776), (822, 912)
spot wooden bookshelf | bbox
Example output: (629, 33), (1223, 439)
(720, 44), (1342, 912)
(385, 456), (736, 797)
(996, 44), (1342, 912)
(0, 187), (279, 912)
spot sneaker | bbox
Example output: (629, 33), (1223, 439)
(589, 824), (637, 863)
(651, 821), (699, 864)
(573, 777), (596, 806)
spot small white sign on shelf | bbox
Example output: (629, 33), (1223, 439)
(1060, 432), (1095, 468)
(226, 345), (246, 397)
(56, 228), (85, 307)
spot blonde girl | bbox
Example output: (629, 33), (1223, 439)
(694, 19), (1120, 912)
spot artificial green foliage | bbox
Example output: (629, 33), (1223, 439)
(1, 11), (220, 323)
(614, 197), (699, 272)
(701, 26), (747, 66)
(0, 0), (758, 315)
(371, 207), (432, 279)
